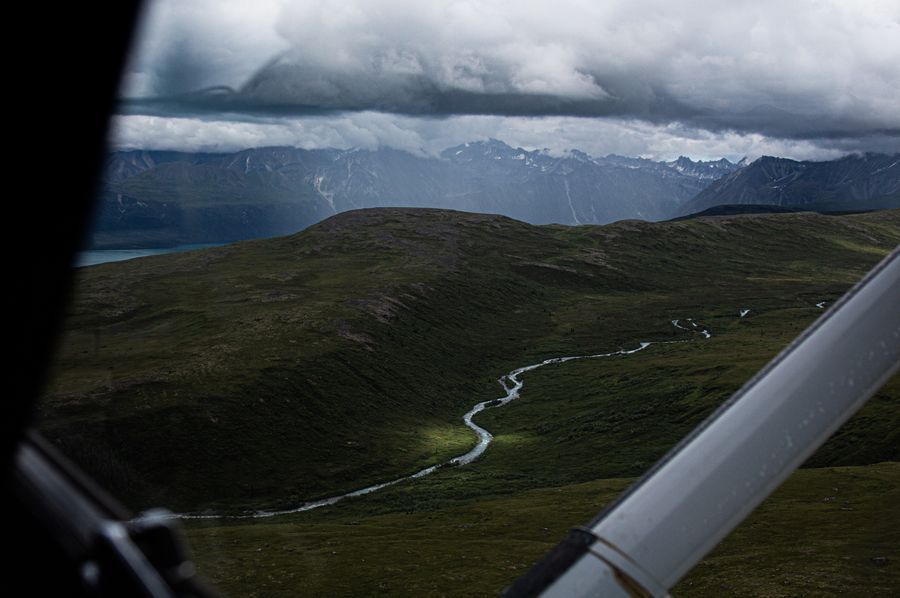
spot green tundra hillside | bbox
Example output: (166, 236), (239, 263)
(41, 208), (899, 595)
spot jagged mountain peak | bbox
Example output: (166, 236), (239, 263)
(442, 138), (517, 160)
(666, 155), (739, 180)
(562, 149), (593, 162)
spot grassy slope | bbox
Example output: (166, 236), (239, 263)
(41, 208), (900, 594)
(184, 463), (900, 597)
(44, 210), (575, 510)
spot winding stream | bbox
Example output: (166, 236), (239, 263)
(180, 320), (711, 520)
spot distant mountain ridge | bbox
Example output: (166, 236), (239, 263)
(95, 142), (899, 248)
(681, 153), (900, 216)
(95, 141), (739, 247)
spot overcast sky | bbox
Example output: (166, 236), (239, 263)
(114, 0), (900, 161)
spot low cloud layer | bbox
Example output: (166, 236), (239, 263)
(112, 113), (876, 163)
(121, 0), (900, 153)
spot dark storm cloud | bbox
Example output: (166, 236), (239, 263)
(122, 72), (699, 124)
(121, 0), (900, 151)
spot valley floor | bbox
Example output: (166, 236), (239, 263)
(185, 462), (900, 597)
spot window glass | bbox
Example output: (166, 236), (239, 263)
(41, 1), (900, 595)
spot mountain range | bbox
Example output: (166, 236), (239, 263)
(94, 141), (899, 248)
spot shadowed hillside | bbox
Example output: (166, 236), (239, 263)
(42, 208), (900, 512)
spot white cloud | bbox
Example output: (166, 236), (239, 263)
(117, 0), (900, 154)
(111, 113), (871, 162)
